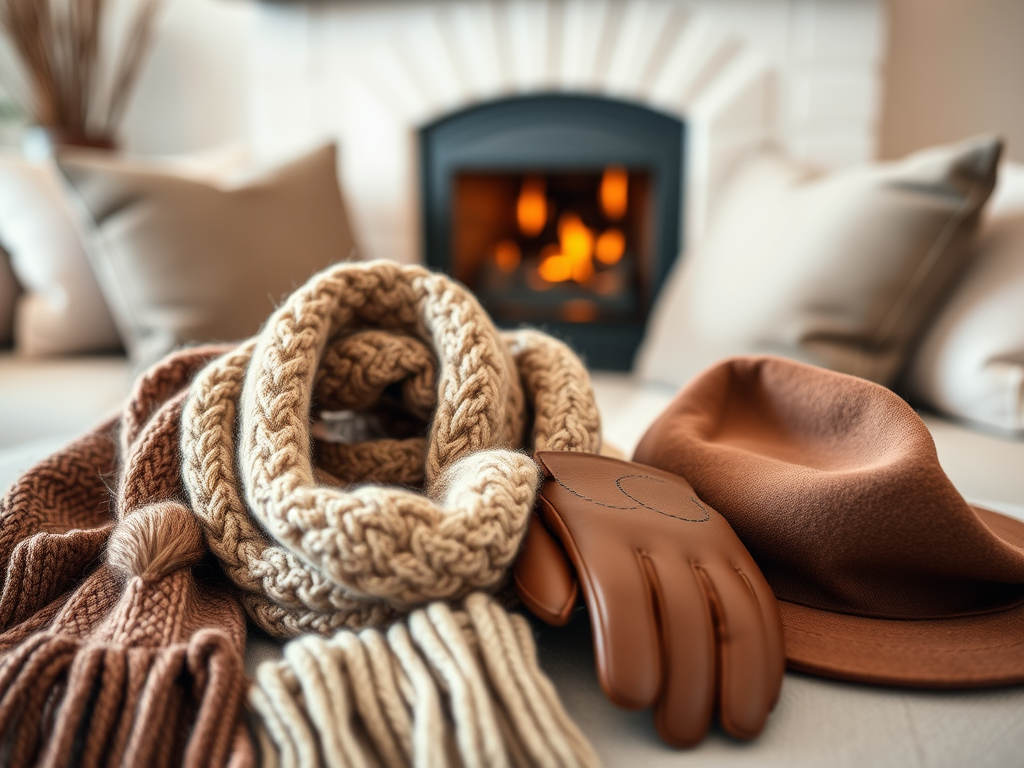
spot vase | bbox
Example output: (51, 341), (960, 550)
(21, 126), (116, 161)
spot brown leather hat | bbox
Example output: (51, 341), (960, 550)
(632, 356), (1024, 688)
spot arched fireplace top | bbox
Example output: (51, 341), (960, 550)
(248, 1), (883, 269)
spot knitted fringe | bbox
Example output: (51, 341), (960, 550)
(250, 593), (600, 768)
(0, 629), (251, 768)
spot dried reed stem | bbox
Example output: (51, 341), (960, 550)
(0, 0), (163, 138)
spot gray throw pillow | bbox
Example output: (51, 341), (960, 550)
(58, 144), (356, 365)
(636, 135), (1002, 388)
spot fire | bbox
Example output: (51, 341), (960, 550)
(600, 166), (628, 220)
(493, 240), (521, 273)
(595, 228), (625, 265)
(538, 254), (572, 283)
(512, 168), (631, 287)
(559, 213), (595, 282)
(539, 213), (598, 284)
(516, 176), (547, 237)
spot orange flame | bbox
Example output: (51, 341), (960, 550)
(595, 228), (625, 265)
(600, 166), (628, 220)
(538, 213), (598, 284)
(517, 176), (547, 237)
(493, 240), (521, 273)
(528, 173), (630, 288)
(538, 254), (572, 283)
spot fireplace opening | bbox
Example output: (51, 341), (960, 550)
(421, 94), (684, 370)
(453, 167), (652, 325)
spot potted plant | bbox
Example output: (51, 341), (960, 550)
(0, 0), (163, 156)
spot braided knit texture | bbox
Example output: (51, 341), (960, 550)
(0, 262), (602, 765)
(182, 261), (602, 638)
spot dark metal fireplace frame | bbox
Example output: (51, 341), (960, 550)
(420, 93), (684, 370)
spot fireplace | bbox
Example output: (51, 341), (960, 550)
(421, 94), (684, 370)
(249, 1), (885, 369)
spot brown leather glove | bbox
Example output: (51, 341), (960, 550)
(514, 451), (784, 748)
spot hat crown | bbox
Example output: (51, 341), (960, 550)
(634, 356), (1024, 621)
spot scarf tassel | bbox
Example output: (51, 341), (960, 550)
(0, 630), (250, 768)
(251, 592), (599, 768)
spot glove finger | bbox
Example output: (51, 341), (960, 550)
(699, 559), (781, 740)
(513, 512), (579, 626)
(582, 544), (664, 710)
(647, 556), (716, 748)
(542, 493), (663, 710)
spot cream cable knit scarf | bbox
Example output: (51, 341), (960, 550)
(0, 261), (601, 767)
(182, 260), (602, 637)
(178, 261), (603, 766)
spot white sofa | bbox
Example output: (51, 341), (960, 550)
(2, 137), (1023, 766)
(2, 353), (1023, 767)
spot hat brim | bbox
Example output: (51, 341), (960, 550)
(778, 507), (1024, 688)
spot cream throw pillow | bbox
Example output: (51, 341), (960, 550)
(901, 162), (1024, 435)
(57, 144), (356, 365)
(636, 135), (1002, 388)
(0, 153), (122, 355)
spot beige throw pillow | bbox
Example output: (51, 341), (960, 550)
(636, 135), (1002, 388)
(901, 162), (1024, 435)
(57, 144), (356, 364)
(0, 153), (122, 355)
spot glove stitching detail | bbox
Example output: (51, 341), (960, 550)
(620, 479), (710, 522)
(549, 474), (711, 523)
(547, 475), (637, 510)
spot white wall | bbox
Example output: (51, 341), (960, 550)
(879, 0), (1024, 162)
(119, 0), (888, 172)
(119, 0), (255, 155)
(17, 0), (1024, 166)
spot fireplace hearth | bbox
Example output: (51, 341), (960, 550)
(421, 94), (684, 370)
